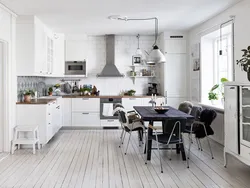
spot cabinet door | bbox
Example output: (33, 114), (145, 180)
(66, 40), (87, 61)
(63, 98), (72, 127)
(72, 98), (100, 112)
(225, 86), (239, 154)
(163, 54), (187, 98)
(164, 39), (186, 54)
(34, 23), (46, 74)
(53, 34), (65, 76)
(72, 112), (100, 127)
(122, 98), (142, 111)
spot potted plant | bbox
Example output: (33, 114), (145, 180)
(208, 77), (228, 105)
(127, 89), (136, 96)
(22, 89), (35, 102)
(79, 88), (84, 96)
(236, 46), (250, 81)
(208, 86), (219, 105)
(48, 87), (53, 96)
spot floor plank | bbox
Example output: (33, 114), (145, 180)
(0, 129), (249, 188)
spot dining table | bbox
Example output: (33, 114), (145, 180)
(133, 106), (194, 161)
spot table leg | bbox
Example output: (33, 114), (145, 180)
(176, 144), (180, 154)
(146, 121), (153, 161)
(180, 143), (186, 161)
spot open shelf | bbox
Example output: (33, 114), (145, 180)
(129, 76), (155, 78)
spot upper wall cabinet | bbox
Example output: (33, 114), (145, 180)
(164, 39), (186, 54)
(16, 16), (65, 77)
(65, 40), (87, 61)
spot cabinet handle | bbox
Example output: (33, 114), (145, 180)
(129, 98), (136, 100)
(82, 98), (89, 100)
(107, 120), (114, 122)
(48, 113), (50, 115)
(48, 123), (51, 125)
(230, 87), (235, 89)
(82, 113), (89, 115)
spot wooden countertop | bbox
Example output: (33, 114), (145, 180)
(16, 98), (56, 105)
(62, 95), (163, 98)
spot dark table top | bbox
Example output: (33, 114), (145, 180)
(133, 106), (194, 121)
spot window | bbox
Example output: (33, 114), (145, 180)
(200, 24), (233, 106)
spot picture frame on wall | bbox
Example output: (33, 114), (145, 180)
(132, 55), (142, 65)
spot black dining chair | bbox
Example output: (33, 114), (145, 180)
(187, 109), (217, 160)
(117, 110), (146, 155)
(145, 118), (189, 173)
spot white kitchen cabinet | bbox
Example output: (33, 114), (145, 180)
(164, 39), (186, 54)
(122, 98), (142, 111)
(159, 37), (187, 105)
(63, 98), (72, 127)
(72, 98), (100, 112)
(72, 112), (100, 127)
(224, 85), (238, 154)
(53, 33), (65, 76)
(16, 16), (64, 77)
(66, 40), (87, 61)
(71, 98), (100, 127)
(224, 83), (250, 167)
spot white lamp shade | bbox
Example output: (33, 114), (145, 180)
(135, 48), (143, 56)
(147, 45), (166, 63)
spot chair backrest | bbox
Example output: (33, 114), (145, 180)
(190, 105), (203, 120)
(117, 110), (129, 126)
(178, 101), (193, 114)
(200, 109), (217, 126)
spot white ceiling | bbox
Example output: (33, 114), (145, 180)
(0, 0), (241, 35)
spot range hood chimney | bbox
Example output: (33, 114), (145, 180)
(97, 35), (124, 77)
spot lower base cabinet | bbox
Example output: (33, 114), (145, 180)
(72, 112), (100, 127)
(101, 119), (119, 127)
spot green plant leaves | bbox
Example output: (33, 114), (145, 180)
(220, 78), (228, 82)
(210, 84), (219, 91)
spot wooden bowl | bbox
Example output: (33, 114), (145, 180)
(154, 107), (169, 114)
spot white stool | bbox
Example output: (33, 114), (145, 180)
(11, 125), (40, 154)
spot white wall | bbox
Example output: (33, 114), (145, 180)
(0, 4), (16, 152)
(188, 0), (250, 145)
(188, 0), (250, 102)
(46, 35), (159, 95)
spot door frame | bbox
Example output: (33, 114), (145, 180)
(0, 39), (9, 152)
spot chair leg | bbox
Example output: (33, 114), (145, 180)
(138, 130), (143, 147)
(119, 131), (126, 148)
(120, 129), (124, 139)
(206, 136), (214, 159)
(33, 144), (36, 154)
(169, 145), (172, 160)
(196, 137), (200, 150)
(157, 141), (163, 173)
(188, 134), (192, 159)
(145, 131), (148, 164)
(36, 130), (40, 150)
(198, 139), (203, 151)
(11, 141), (15, 155)
(125, 132), (132, 155)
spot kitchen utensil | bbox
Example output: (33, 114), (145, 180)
(64, 82), (71, 94)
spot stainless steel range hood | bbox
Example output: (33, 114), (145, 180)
(97, 35), (124, 77)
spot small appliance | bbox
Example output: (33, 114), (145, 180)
(65, 60), (86, 75)
(147, 83), (158, 95)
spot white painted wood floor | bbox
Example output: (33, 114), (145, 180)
(0, 129), (250, 188)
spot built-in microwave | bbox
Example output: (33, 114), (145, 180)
(65, 60), (86, 75)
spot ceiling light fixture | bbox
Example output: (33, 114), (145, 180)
(135, 34), (143, 56)
(109, 15), (166, 64)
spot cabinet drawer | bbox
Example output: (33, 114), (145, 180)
(72, 98), (100, 112)
(122, 98), (142, 111)
(240, 144), (250, 161)
(72, 112), (100, 127)
(101, 119), (119, 127)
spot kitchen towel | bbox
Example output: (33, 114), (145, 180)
(102, 103), (113, 117)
